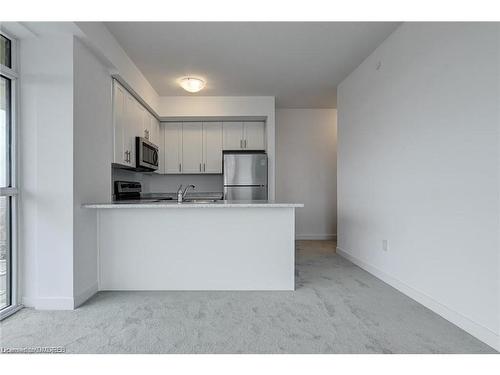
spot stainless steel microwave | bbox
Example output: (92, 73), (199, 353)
(135, 137), (159, 171)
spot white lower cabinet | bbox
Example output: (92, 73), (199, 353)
(163, 123), (182, 174)
(203, 122), (223, 173)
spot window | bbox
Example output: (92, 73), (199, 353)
(0, 32), (17, 318)
(0, 35), (11, 68)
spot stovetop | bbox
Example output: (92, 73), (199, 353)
(114, 195), (174, 204)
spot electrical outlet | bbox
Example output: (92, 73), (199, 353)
(382, 239), (388, 252)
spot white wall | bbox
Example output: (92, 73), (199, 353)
(157, 96), (276, 199)
(276, 109), (337, 239)
(73, 38), (113, 306)
(19, 34), (75, 309)
(337, 23), (500, 350)
(147, 174), (223, 194)
(13, 20), (165, 309)
(74, 22), (159, 113)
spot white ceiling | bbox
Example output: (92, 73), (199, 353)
(105, 22), (400, 108)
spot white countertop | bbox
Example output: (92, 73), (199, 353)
(83, 200), (304, 209)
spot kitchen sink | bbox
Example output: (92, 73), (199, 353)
(183, 199), (219, 203)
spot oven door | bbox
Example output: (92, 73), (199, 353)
(136, 137), (159, 171)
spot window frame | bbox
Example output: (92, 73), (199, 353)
(0, 29), (20, 320)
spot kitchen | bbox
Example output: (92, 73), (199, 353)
(85, 79), (302, 291)
(1, 19), (498, 356)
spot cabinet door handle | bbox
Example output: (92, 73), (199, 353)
(203, 163), (206, 172)
(199, 163), (202, 172)
(179, 163), (182, 173)
(244, 139), (247, 148)
(240, 139), (243, 149)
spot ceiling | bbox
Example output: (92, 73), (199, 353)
(105, 22), (400, 108)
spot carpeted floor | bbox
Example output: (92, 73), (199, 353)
(0, 241), (496, 353)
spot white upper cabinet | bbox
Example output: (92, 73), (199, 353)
(149, 113), (160, 146)
(138, 104), (149, 141)
(163, 123), (182, 174)
(181, 122), (203, 174)
(112, 79), (162, 168)
(113, 80), (267, 173)
(223, 122), (244, 150)
(161, 122), (222, 175)
(243, 121), (265, 150)
(140, 108), (160, 145)
(203, 122), (223, 173)
(222, 121), (265, 150)
(124, 93), (139, 166)
(113, 81), (127, 165)
(155, 118), (165, 174)
(150, 114), (161, 173)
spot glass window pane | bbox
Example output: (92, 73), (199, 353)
(0, 35), (12, 68)
(0, 75), (10, 187)
(0, 196), (10, 310)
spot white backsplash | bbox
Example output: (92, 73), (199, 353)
(147, 173), (223, 193)
(112, 167), (223, 195)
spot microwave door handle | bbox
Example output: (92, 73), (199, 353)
(153, 149), (158, 166)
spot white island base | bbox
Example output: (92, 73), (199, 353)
(91, 203), (301, 291)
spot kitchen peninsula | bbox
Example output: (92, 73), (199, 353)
(82, 80), (303, 292)
(84, 200), (303, 291)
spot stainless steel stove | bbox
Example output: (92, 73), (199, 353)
(114, 181), (173, 203)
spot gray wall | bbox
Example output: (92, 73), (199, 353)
(276, 109), (337, 239)
(337, 23), (499, 350)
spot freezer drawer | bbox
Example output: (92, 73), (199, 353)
(224, 186), (268, 201)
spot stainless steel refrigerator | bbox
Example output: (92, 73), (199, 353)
(223, 151), (268, 200)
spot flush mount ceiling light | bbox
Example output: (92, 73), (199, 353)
(179, 76), (206, 93)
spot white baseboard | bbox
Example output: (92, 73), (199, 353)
(296, 234), (337, 240)
(33, 297), (75, 310)
(74, 282), (99, 308)
(21, 296), (36, 308)
(20, 283), (98, 311)
(337, 247), (500, 352)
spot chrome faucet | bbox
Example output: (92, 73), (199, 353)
(177, 184), (195, 203)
